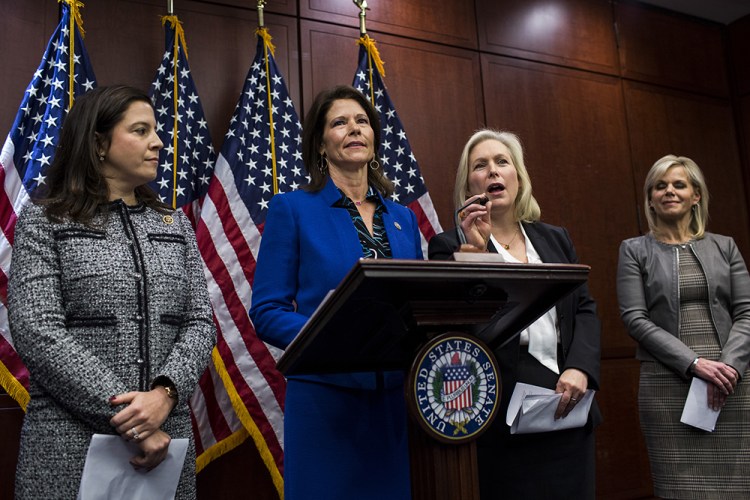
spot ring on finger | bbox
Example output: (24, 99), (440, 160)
(131, 427), (140, 441)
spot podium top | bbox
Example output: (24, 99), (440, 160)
(277, 259), (589, 376)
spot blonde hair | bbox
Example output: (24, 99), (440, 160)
(453, 129), (540, 222)
(644, 154), (709, 238)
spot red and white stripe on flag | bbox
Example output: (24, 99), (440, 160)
(0, 0), (97, 409)
(444, 380), (473, 411)
(194, 152), (286, 491)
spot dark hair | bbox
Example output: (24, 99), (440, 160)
(37, 85), (167, 223)
(301, 85), (393, 196)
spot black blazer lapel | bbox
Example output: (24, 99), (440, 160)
(522, 222), (558, 263)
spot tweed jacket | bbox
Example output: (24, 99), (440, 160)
(617, 232), (750, 379)
(8, 201), (215, 500)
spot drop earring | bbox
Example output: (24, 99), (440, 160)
(318, 154), (329, 175)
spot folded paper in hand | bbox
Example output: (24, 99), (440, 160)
(506, 382), (594, 434)
(680, 377), (721, 432)
(77, 434), (188, 500)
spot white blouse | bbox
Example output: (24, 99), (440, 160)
(490, 224), (560, 374)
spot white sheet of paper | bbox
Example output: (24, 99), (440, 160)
(680, 377), (721, 432)
(452, 252), (508, 263)
(506, 382), (595, 434)
(77, 434), (188, 500)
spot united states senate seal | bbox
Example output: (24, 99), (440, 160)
(407, 333), (500, 444)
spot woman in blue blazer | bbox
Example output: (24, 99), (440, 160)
(428, 129), (601, 499)
(249, 86), (422, 500)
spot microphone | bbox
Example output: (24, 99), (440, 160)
(454, 195), (489, 245)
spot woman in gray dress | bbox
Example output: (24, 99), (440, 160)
(8, 85), (215, 499)
(617, 155), (750, 498)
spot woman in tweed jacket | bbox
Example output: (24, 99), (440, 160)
(8, 85), (215, 499)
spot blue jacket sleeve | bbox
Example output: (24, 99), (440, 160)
(249, 195), (308, 349)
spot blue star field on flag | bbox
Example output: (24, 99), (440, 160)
(352, 36), (442, 247)
(221, 30), (307, 226)
(149, 16), (215, 214)
(444, 364), (471, 382)
(352, 45), (429, 206)
(0, 0), (96, 411)
(7, 3), (97, 193)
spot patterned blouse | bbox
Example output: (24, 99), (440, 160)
(334, 186), (392, 259)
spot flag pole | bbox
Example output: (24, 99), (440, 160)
(159, 5), (187, 208)
(61, 0), (87, 109)
(256, 1), (278, 193)
(258, 0), (266, 28)
(353, 0), (368, 35)
(353, 0), (386, 102)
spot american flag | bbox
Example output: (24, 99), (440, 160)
(442, 353), (474, 411)
(194, 28), (303, 495)
(147, 14), (247, 473)
(0, 0), (96, 409)
(352, 35), (442, 254)
(149, 15), (216, 227)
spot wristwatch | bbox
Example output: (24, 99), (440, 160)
(690, 357), (700, 373)
(161, 385), (178, 401)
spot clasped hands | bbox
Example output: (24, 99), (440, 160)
(109, 387), (177, 470)
(692, 358), (739, 411)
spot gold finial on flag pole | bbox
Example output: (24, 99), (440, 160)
(353, 0), (368, 35)
(167, 0), (173, 15)
(258, 0), (267, 28)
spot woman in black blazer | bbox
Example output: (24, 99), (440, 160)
(428, 129), (601, 499)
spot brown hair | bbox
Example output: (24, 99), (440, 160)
(301, 85), (393, 196)
(37, 85), (167, 223)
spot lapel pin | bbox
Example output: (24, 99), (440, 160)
(394, 222), (402, 230)
(163, 215), (174, 225)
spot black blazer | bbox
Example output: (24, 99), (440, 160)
(428, 221), (602, 424)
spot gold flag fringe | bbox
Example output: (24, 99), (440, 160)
(60, 0), (86, 37)
(256, 26), (276, 57)
(356, 34), (386, 78)
(207, 348), (285, 498)
(161, 15), (188, 59)
(0, 363), (29, 412)
(195, 425), (249, 473)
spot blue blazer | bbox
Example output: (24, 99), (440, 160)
(249, 177), (424, 388)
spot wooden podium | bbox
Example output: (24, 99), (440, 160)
(277, 259), (589, 499)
